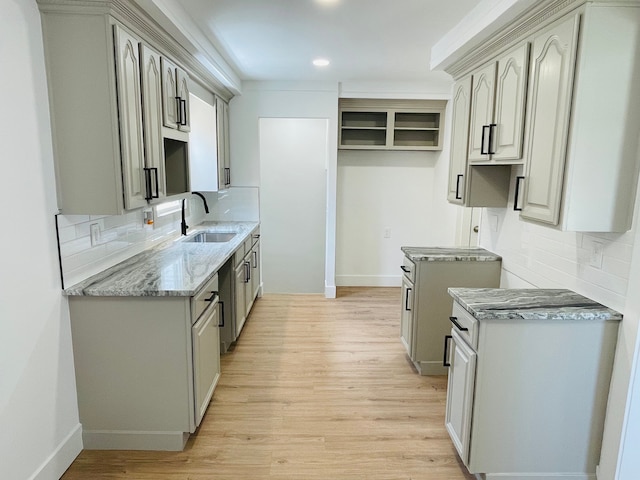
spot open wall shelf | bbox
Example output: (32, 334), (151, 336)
(339, 99), (446, 151)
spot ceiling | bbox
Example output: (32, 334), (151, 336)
(176, 0), (482, 85)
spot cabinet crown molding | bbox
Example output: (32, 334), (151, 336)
(37, 0), (234, 101)
(444, 0), (640, 79)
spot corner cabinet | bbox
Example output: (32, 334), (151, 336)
(38, 2), (191, 215)
(445, 1), (640, 232)
(520, 5), (640, 231)
(339, 99), (446, 151)
(68, 274), (221, 451)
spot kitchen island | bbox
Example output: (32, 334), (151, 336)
(65, 221), (259, 451)
(445, 287), (621, 480)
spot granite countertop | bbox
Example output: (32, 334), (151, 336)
(401, 247), (501, 262)
(64, 221), (259, 297)
(448, 287), (622, 321)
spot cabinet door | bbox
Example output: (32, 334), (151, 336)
(161, 57), (179, 129)
(492, 43), (530, 161)
(400, 275), (414, 356)
(176, 67), (191, 132)
(140, 44), (167, 201)
(234, 260), (247, 338)
(445, 330), (477, 467)
(521, 15), (579, 225)
(216, 98), (231, 189)
(468, 63), (496, 162)
(244, 259), (254, 316)
(192, 303), (221, 427)
(251, 240), (261, 301)
(447, 77), (472, 204)
(113, 25), (147, 210)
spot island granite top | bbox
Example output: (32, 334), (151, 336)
(448, 287), (622, 321)
(64, 221), (259, 297)
(401, 247), (501, 262)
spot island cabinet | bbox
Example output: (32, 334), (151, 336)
(445, 288), (621, 479)
(68, 274), (221, 451)
(399, 248), (501, 375)
(38, 1), (191, 215)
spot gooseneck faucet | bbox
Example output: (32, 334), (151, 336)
(192, 191), (210, 213)
(181, 192), (210, 236)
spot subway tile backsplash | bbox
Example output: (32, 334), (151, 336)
(57, 187), (259, 288)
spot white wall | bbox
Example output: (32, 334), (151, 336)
(229, 81), (339, 296)
(0, 2), (82, 478)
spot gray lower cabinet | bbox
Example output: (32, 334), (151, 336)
(399, 248), (501, 375)
(68, 274), (220, 451)
(445, 290), (621, 478)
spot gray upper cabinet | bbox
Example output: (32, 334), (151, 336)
(114, 25), (147, 211)
(38, 1), (196, 215)
(140, 44), (167, 202)
(468, 43), (529, 164)
(216, 97), (231, 189)
(447, 77), (472, 205)
(162, 58), (191, 133)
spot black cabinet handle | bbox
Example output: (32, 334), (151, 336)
(218, 301), (225, 327)
(225, 167), (231, 186)
(175, 96), (182, 125)
(514, 176), (525, 211)
(143, 167), (153, 201)
(449, 316), (469, 332)
(488, 123), (496, 155)
(151, 167), (159, 198)
(180, 98), (187, 126)
(455, 174), (463, 200)
(205, 291), (218, 302)
(252, 251), (258, 268)
(443, 335), (453, 367)
(400, 265), (410, 273)
(480, 125), (490, 154)
(405, 287), (412, 311)
(244, 261), (251, 283)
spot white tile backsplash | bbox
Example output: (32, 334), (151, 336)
(57, 188), (259, 288)
(480, 170), (638, 312)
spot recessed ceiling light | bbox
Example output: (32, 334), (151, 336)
(313, 58), (330, 67)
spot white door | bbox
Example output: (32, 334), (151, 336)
(259, 118), (328, 293)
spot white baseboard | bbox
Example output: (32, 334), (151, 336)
(82, 429), (189, 451)
(336, 275), (402, 287)
(30, 423), (82, 480)
(325, 283), (336, 298)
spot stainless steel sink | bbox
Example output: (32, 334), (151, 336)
(184, 232), (237, 243)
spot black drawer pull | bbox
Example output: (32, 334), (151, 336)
(205, 291), (217, 302)
(443, 335), (453, 367)
(449, 316), (469, 331)
(400, 265), (410, 273)
(405, 287), (412, 311)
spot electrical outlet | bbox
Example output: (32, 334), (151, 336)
(589, 241), (604, 269)
(90, 223), (101, 246)
(384, 227), (391, 239)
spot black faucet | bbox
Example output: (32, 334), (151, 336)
(181, 198), (189, 236)
(192, 191), (210, 213)
(181, 192), (210, 236)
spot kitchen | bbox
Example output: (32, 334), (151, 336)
(2, 0), (640, 479)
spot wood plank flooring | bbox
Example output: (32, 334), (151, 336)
(62, 287), (473, 480)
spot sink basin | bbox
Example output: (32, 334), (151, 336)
(184, 232), (237, 243)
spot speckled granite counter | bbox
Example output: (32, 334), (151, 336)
(64, 221), (259, 297)
(401, 247), (501, 262)
(448, 287), (622, 321)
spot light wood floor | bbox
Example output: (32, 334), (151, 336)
(62, 287), (473, 479)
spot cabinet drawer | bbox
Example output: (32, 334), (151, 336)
(193, 274), (219, 322)
(401, 256), (416, 283)
(450, 302), (479, 350)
